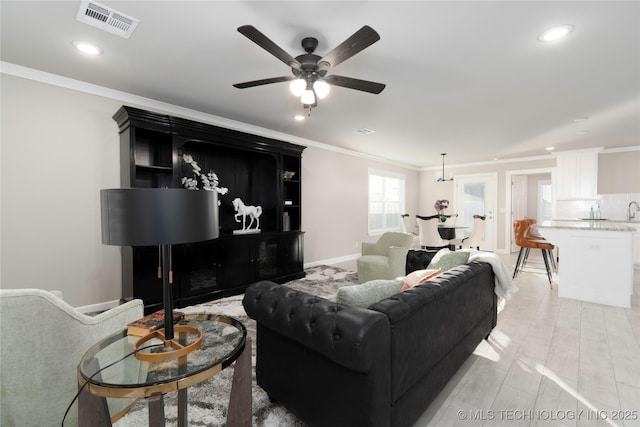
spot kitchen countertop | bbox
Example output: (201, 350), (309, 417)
(536, 220), (636, 232)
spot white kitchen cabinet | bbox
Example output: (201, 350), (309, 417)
(625, 222), (640, 267)
(554, 148), (601, 200)
(537, 223), (634, 308)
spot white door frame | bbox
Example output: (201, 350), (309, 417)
(505, 167), (555, 253)
(453, 172), (498, 251)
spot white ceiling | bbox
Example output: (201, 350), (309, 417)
(2, 1), (639, 168)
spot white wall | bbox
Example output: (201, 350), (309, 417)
(1, 75), (123, 306)
(302, 146), (419, 264)
(1, 73), (419, 306)
(418, 158), (556, 252)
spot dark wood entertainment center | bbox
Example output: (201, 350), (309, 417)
(113, 106), (305, 312)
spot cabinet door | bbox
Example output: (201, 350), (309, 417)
(555, 150), (599, 199)
(221, 237), (254, 289)
(176, 239), (221, 299)
(574, 152), (598, 198)
(555, 154), (578, 199)
(131, 246), (164, 312)
(256, 236), (280, 280)
(278, 233), (303, 276)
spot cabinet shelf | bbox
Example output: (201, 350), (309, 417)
(136, 164), (173, 172)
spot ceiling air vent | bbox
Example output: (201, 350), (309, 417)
(76, 1), (139, 39)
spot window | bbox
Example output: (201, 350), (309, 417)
(368, 169), (405, 234)
(538, 180), (553, 222)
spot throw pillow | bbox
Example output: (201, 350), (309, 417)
(401, 268), (442, 291)
(336, 279), (404, 308)
(427, 248), (470, 271)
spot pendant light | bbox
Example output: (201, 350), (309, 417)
(437, 153), (454, 182)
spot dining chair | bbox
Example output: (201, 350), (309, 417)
(443, 214), (458, 226)
(416, 214), (449, 250)
(450, 214), (486, 250)
(400, 214), (420, 248)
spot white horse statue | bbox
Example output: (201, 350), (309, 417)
(232, 198), (262, 232)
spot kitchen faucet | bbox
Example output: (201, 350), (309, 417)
(629, 201), (640, 221)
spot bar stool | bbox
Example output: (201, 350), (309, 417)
(523, 218), (557, 271)
(512, 219), (554, 287)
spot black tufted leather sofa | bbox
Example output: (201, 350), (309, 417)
(243, 261), (497, 427)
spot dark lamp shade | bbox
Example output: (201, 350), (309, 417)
(101, 188), (219, 246)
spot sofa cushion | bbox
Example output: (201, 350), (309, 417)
(427, 248), (470, 271)
(336, 279), (404, 308)
(401, 269), (442, 291)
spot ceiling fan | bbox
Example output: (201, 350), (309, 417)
(233, 25), (386, 109)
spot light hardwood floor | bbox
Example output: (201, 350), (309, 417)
(337, 251), (640, 426)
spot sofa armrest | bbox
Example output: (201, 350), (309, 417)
(243, 281), (390, 373)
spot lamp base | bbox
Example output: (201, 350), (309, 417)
(133, 325), (203, 362)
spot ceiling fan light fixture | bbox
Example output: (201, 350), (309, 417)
(313, 80), (330, 99)
(289, 79), (306, 96)
(300, 89), (316, 105)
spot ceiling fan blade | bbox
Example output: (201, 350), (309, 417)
(233, 76), (296, 89)
(318, 25), (380, 70)
(324, 75), (386, 94)
(238, 25), (301, 70)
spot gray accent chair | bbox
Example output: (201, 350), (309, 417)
(0, 288), (144, 427)
(357, 232), (414, 283)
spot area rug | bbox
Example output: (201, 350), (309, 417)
(114, 265), (358, 427)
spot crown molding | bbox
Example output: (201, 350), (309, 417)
(601, 145), (640, 154)
(1, 61), (419, 171)
(420, 154), (556, 171)
(5, 62), (634, 173)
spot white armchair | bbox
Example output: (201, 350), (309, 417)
(0, 288), (144, 427)
(356, 232), (414, 283)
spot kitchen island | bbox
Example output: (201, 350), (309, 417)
(535, 221), (635, 308)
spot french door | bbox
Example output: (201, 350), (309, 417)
(453, 173), (498, 251)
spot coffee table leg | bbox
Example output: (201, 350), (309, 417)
(78, 364), (112, 426)
(148, 395), (165, 427)
(177, 388), (188, 427)
(227, 337), (252, 426)
(78, 383), (112, 426)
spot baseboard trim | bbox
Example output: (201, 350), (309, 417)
(304, 253), (359, 269)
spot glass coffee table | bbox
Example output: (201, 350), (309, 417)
(77, 313), (250, 426)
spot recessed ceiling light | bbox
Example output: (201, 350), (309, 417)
(352, 128), (375, 135)
(293, 114), (305, 121)
(72, 40), (103, 55)
(546, 146), (555, 151)
(538, 25), (574, 42)
(573, 117), (589, 122)
(576, 130), (589, 135)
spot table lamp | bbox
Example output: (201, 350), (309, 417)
(101, 188), (219, 360)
